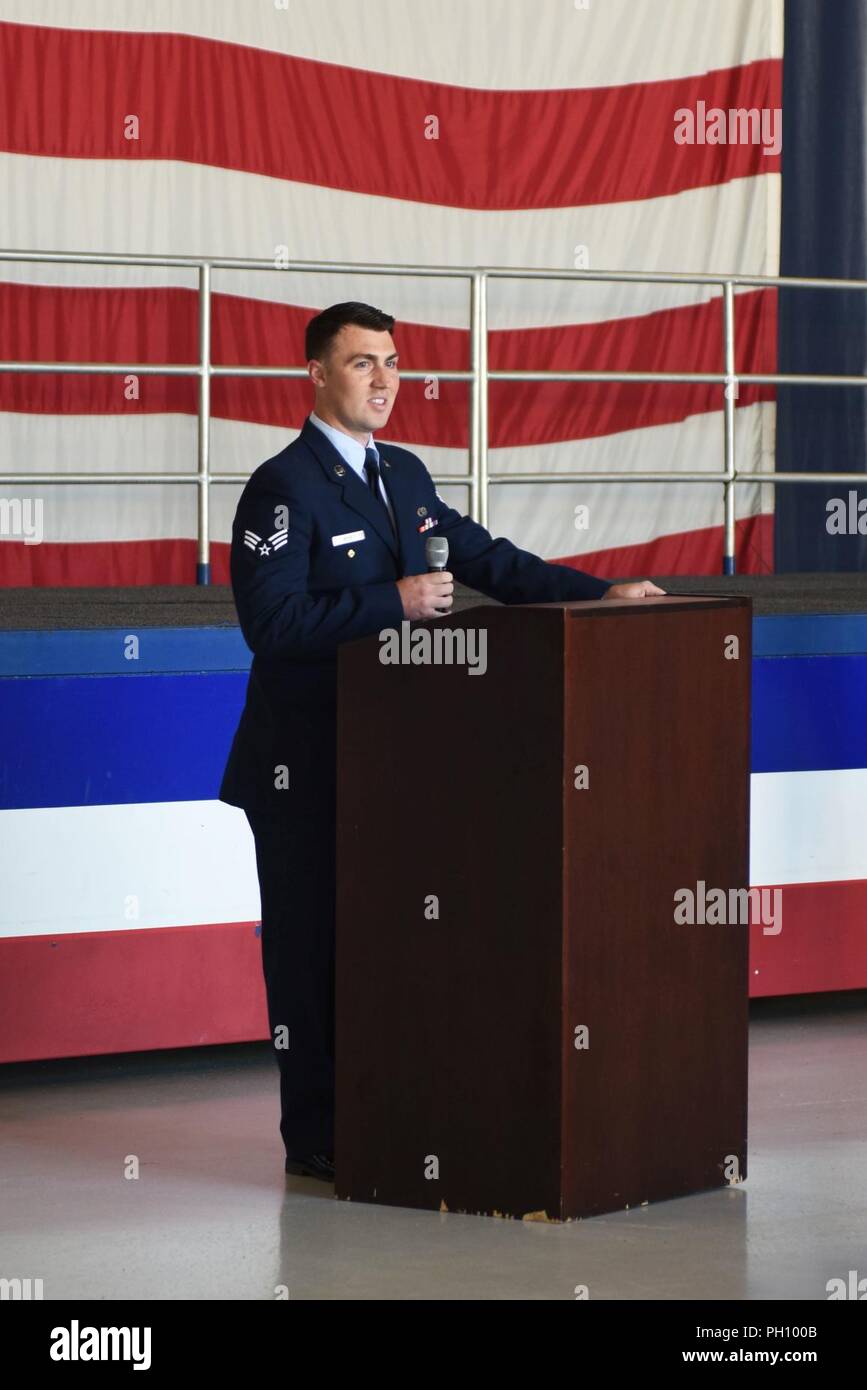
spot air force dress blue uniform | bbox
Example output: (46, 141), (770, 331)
(220, 414), (611, 1160)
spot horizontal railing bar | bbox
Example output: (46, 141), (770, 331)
(0, 473), (204, 483)
(735, 471), (867, 483)
(726, 374), (867, 387)
(0, 472), (474, 484)
(0, 362), (199, 375)
(209, 367), (472, 380)
(1, 249), (866, 292)
(490, 472), (729, 483)
(0, 362), (472, 380)
(0, 250), (204, 269)
(489, 372), (867, 386)
(486, 269), (867, 291)
(2, 363), (865, 387)
(3, 471), (864, 487)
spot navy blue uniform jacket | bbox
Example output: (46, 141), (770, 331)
(220, 416), (611, 813)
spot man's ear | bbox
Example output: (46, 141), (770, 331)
(308, 360), (325, 389)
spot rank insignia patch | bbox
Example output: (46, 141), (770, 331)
(244, 528), (288, 557)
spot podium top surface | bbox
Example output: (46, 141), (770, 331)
(518, 594), (750, 616)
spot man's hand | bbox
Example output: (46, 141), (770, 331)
(396, 571), (455, 620)
(602, 580), (667, 600)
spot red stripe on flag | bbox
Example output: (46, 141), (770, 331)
(0, 282), (776, 445)
(0, 517), (772, 589)
(0, 23), (781, 209)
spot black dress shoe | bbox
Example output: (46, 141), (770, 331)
(284, 1153), (335, 1181)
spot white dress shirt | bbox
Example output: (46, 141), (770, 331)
(308, 412), (396, 532)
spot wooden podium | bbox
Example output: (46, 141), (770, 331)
(334, 596), (751, 1221)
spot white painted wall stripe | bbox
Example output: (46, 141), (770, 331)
(0, 764), (860, 941)
(750, 769), (867, 889)
(0, 800), (260, 938)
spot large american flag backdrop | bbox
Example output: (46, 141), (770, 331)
(0, 0), (782, 584)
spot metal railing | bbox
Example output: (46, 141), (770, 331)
(1, 249), (866, 580)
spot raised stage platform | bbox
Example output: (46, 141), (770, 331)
(3, 572), (867, 627)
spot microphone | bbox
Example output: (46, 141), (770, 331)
(425, 536), (449, 573)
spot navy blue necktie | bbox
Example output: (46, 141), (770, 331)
(364, 447), (396, 538)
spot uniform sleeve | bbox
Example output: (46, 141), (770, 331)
(429, 490), (611, 603)
(230, 484), (404, 661)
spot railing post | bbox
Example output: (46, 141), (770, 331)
(196, 262), (212, 585)
(469, 272), (488, 528)
(722, 280), (737, 575)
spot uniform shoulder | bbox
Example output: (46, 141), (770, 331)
(378, 440), (428, 473)
(242, 433), (321, 500)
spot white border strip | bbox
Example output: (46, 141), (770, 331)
(0, 800), (260, 938)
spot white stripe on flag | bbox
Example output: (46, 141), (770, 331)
(0, 0), (784, 90)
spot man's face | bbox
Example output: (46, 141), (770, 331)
(308, 324), (400, 442)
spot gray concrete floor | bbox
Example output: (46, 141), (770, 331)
(1, 994), (865, 1300)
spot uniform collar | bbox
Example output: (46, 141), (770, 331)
(308, 411), (378, 478)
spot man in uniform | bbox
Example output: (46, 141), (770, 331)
(220, 301), (664, 1180)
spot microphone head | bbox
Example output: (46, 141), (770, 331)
(425, 536), (449, 571)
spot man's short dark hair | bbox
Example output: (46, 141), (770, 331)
(305, 302), (396, 363)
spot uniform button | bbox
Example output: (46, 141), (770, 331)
(347, 548), (356, 558)
(417, 505), (427, 517)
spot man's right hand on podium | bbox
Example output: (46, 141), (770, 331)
(397, 571), (455, 620)
(602, 580), (667, 599)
